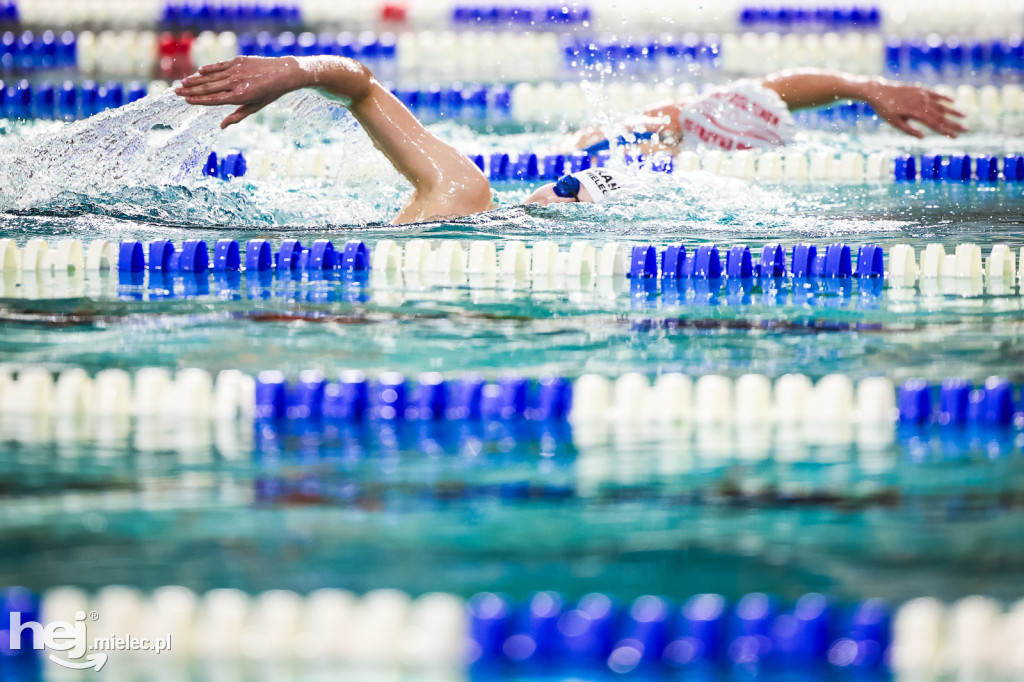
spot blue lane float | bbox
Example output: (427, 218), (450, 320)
(945, 155), (971, 181)
(975, 156), (1000, 182)
(245, 239), (273, 271)
(886, 36), (1024, 74)
(757, 243), (787, 277)
(220, 151), (247, 180)
(900, 377), (1021, 427)
(939, 378), (972, 426)
(290, 370), (326, 420)
(0, 78), (146, 120)
(480, 377), (529, 420)
(920, 154), (943, 181)
(1, 587), (41, 655)
(162, 2), (303, 29)
(0, 1), (19, 25)
(256, 372), (574, 424)
(213, 239), (241, 271)
(322, 371), (370, 420)
(790, 243), (818, 277)
(670, 593), (728, 664)
(0, 29), (76, 71)
(124, 239), (373, 274)
(239, 27), (393, 61)
(254, 370), (288, 419)
(628, 245), (658, 278)
(203, 151), (248, 181)
(117, 241), (145, 273)
(856, 244), (884, 278)
(821, 243), (852, 278)
(687, 244), (722, 279)
(660, 245), (686, 279)
(541, 154), (565, 180)
(561, 34), (721, 72)
(143, 239), (208, 273)
(308, 239), (335, 270)
(277, 239), (304, 270)
(148, 239), (175, 272)
(341, 241), (370, 270)
(512, 153), (539, 181)
(726, 245), (753, 278)
(1004, 155), (1024, 181)
(469, 591), (890, 670)
(739, 5), (881, 29)
(179, 240), (209, 273)
(119, 238), (892, 281)
(893, 155), (917, 181)
(895, 154), (1024, 182)
(453, 4), (592, 26)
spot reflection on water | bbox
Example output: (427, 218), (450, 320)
(0, 260), (1021, 381)
(0, 412), (1022, 603)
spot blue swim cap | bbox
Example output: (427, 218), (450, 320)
(552, 174), (582, 198)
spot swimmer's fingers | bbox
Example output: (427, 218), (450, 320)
(888, 116), (925, 139)
(936, 102), (965, 119)
(182, 93), (239, 106)
(923, 117), (964, 138)
(916, 118), (960, 138)
(221, 102), (267, 129)
(179, 71), (230, 89)
(938, 120), (968, 138)
(915, 107), (968, 137)
(176, 79), (235, 98)
(911, 111), (948, 136)
(197, 59), (237, 76)
(935, 114), (968, 136)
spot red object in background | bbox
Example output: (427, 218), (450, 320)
(380, 3), (407, 22)
(158, 31), (195, 80)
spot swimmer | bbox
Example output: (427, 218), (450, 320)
(176, 55), (652, 224)
(177, 55), (490, 224)
(176, 58), (966, 224)
(561, 70), (967, 157)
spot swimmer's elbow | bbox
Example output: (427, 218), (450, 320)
(419, 172), (492, 219)
(313, 57), (377, 105)
(458, 172), (493, 213)
(346, 60), (377, 102)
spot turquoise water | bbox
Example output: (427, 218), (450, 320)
(1, 263), (1023, 381)
(0, 91), (1023, 682)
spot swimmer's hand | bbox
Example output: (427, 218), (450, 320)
(866, 81), (967, 139)
(176, 56), (308, 128)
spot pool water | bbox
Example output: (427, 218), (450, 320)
(1, 82), (1024, 680)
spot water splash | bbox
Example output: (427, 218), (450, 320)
(0, 91), (230, 212)
(0, 89), (409, 227)
(0, 89), (943, 234)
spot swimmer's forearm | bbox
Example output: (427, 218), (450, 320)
(176, 55), (377, 127)
(761, 69), (876, 110)
(762, 69), (966, 137)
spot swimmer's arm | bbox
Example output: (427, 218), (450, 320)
(176, 56), (492, 224)
(761, 69), (966, 138)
